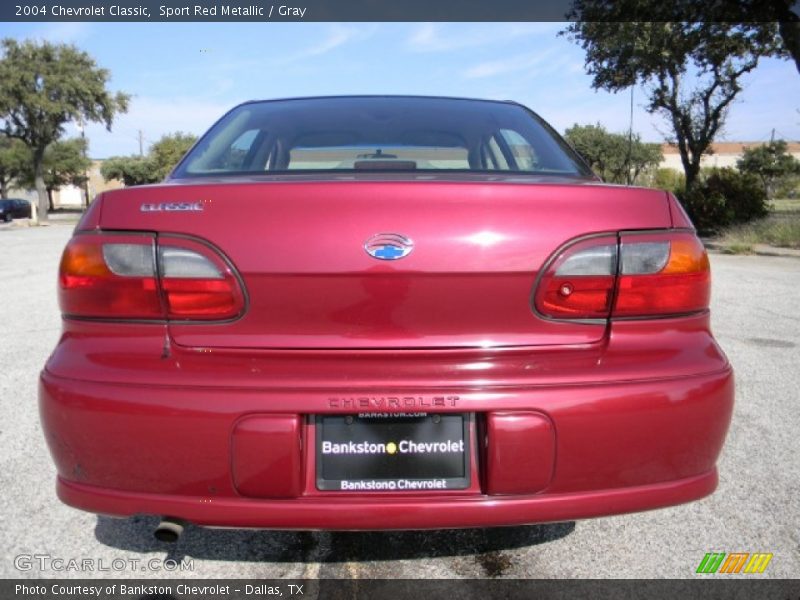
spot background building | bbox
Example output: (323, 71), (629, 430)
(660, 141), (800, 171)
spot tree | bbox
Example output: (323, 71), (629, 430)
(564, 123), (662, 185)
(0, 134), (28, 198)
(564, 6), (785, 190)
(779, 20), (800, 73)
(737, 140), (800, 199)
(101, 132), (197, 186)
(0, 39), (128, 222)
(149, 132), (197, 181)
(736, 1), (800, 73)
(100, 155), (157, 187)
(17, 138), (91, 211)
(679, 168), (768, 231)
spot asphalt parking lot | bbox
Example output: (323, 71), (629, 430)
(1, 221), (798, 580)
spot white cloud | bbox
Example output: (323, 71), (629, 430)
(82, 95), (232, 157)
(407, 24), (441, 51)
(406, 23), (562, 53)
(28, 22), (92, 44)
(282, 24), (377, 63)
(463, 49), (559, 79)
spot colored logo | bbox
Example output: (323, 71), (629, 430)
(364, 233), (414, 260)
(696, 552), (773, 574)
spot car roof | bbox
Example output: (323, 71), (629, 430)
(235, 95), (523, 110)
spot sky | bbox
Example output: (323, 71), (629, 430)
(1, 21), (799, 158)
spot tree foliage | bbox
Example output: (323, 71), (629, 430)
(101, 132), (197, 186)
(732, 0), (800, 73)
(0, 38), (128, 221)
(736, 140), (800, 199)
(101, 155), (157, 187)
(563, 5), (786, 190)
(15, 138), (91, 209)
(0, 134), (28, 198)
(653, 168), (686, 194)
(678, 168), (768, 232)
(149, 132), (197, 181)
(564, 123), (662, 185)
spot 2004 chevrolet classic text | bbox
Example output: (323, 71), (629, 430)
(39, 96), (733, 533)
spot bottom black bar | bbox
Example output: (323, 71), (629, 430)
(4, 579), (800, 600)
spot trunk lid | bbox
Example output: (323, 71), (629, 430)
(97, 178), (671, 349)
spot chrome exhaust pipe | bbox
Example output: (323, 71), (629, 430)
(154, 518), (184, 543)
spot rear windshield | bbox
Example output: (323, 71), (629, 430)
(173, 97), (591, 178)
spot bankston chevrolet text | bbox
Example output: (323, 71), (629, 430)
(39, 96), (734, 537)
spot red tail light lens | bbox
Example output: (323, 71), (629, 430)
(534, 232), (710, 320)
(158, 239), (245, 320)
(534, 236), (617, 319)
(59, 235), (162, 319)
(59, 233), (245, 321)
(614, 233), (710, 317)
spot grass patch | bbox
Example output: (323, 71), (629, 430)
(720, 217), (800, 249)
(769, 198), (800, 214)
(720, 242), (755, 255)
(718, 198), (800, 250)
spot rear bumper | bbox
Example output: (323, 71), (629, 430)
(57, 469), (719, 530)
(39, 346), (734, 529)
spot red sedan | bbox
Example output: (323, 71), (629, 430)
(39, 96), (733, 539)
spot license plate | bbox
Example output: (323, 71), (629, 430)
(316, 413), (471, 491)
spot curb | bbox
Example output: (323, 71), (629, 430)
(704, 240), (800, 258)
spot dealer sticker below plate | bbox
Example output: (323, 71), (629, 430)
(316, 413), (471, 491)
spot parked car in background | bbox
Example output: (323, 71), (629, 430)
(0, 198), (31, 222)
(39, 96), (734, 540)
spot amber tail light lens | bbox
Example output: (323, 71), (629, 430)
(534, 232), (710, 320)
(614, 234), (710, 317)
(59, 233), (245, 321)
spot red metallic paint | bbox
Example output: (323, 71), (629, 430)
(56, 471), (718, 530)
(485, 412), (555, 495)
(40, 177), (735, 530)
(40, 324), (733, 528)
(92, 181), (674, 349)
(232, 415), (304, 498)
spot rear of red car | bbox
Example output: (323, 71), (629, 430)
(39, 97), (733, 531)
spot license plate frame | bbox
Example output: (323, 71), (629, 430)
(315, 413), (471, 491)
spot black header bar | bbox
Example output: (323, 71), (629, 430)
(4, 0), (799, 22)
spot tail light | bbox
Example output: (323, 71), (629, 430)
(615, 233), (710, 317)
(534, 231), (710, 320)
(59, 233), (245, 321)
(58, 234), (162, 319)
(534, 235), (617, 319)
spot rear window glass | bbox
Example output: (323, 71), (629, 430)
(173, 97), (591, 178)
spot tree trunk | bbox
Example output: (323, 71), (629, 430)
(0, 179), (7, 199)
(684, 161), (701, 191)
(33, 147), (48, 224)
(779, 21), (800, 74)
(677, 139), (704, 192)
(676, 145), (700, 191)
